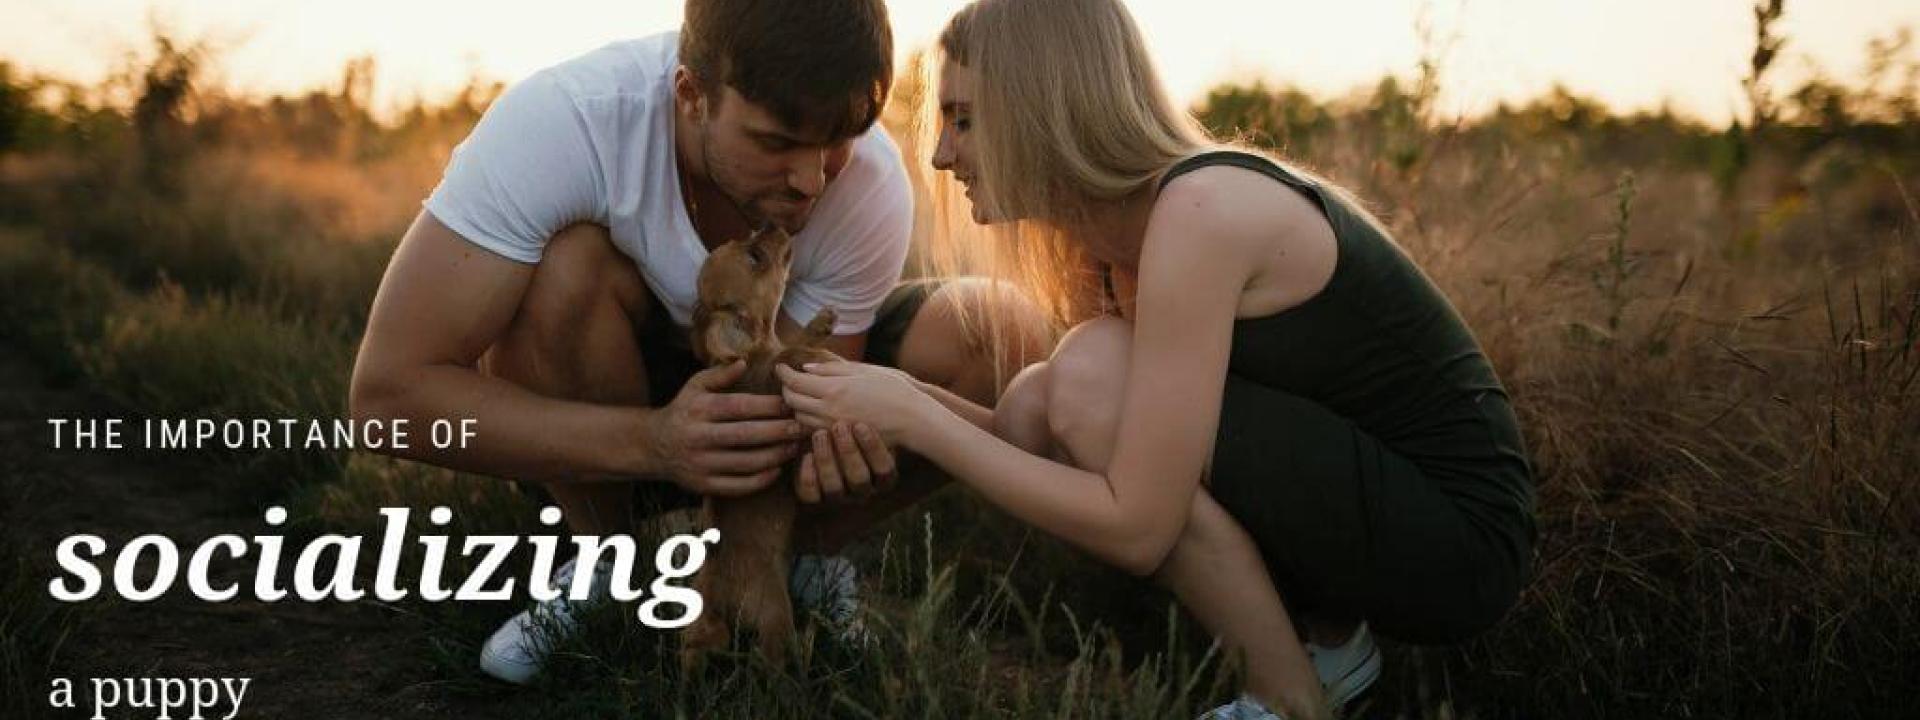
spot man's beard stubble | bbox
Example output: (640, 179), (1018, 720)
(699, 127), (780, 233)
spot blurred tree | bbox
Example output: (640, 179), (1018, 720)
(0, 63), (66, 154)
(1787, 74), (1854, 134)
(1720, 0), (1789, 257)
(1194, 82), (1332, 155)
(132, 33), (209, 194)
(0, 62), (26, 152)
(1368, 75), (1430, 175)
(1746, 0), (1789, 135)
(0, 64), (27, 153)
(1861, 28), (1918, 123)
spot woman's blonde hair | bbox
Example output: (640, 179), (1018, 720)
(913, 0), (1213, 386)
(913, 0), (1389, 393)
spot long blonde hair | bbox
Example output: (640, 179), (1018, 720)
(914, 0), (1213, 383)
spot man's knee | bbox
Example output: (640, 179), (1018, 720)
(1044, 317), (1130, 447)
(523, 224), (648, 325)
(896, 277), (1053, 405)
(481, 224), (653, 398)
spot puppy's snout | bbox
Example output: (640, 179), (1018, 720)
(746, 242), (789, 274)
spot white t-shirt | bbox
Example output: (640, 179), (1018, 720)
(424, 32), (914, 334)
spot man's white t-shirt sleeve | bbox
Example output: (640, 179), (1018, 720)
(423, 71), (607, 264)
(782, 171), (914, 336)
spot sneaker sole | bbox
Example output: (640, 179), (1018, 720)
(1322, 641), (1381, 708)
(478, 641), (540, 685)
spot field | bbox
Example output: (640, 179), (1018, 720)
(1, 25), (1917, 720)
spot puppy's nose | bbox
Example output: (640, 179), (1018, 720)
(750, 226), (793, 252)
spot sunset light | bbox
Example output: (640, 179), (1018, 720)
(4, 0), (1917, 123)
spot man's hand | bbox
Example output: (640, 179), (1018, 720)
(795, 421), (898, 504)
(646, 360), (809, 496)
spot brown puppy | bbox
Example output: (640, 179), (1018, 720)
(681, 226), (839, 671)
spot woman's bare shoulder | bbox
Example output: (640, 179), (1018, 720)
(1154, 164), (1328, 241)
(1152, 163), (1337, 316)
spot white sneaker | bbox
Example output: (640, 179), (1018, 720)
(1197, 624), (1376, 720)
(789, 555), (866, 643)
(478, 556), (613, 684)
(1198, 693), (1290, 719)
(1306, 621), (1381, 708)
(480, 554), (860, 683)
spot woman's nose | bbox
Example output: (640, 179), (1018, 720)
(931, 127), (955, 171)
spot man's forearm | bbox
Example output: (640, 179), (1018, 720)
(350, 362), (657, 482)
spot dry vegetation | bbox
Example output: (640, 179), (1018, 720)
(2, 12), (1917, 719)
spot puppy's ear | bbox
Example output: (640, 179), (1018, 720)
(692, 305), (754, 365)
(698, 311), (748, 366)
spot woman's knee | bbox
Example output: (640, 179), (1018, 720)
(992, 361), (1054, 456)
(1044, 317), (1131, 462)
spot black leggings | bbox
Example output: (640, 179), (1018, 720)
(1207, 374), (1526, 645)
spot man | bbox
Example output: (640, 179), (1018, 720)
(348, 0), (1006, 684)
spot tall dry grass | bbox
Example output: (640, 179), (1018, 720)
(1, 24), (1917, 717)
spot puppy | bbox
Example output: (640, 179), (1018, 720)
(680, 226), (839, 670)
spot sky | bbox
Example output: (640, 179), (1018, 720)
(2, 0), (1916, 125)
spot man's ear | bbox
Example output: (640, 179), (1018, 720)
(672, 66), (708, 121)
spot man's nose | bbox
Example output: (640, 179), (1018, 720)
(788, 149), (826, 199)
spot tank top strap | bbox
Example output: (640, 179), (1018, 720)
(1156, 149), (1321, 198)
(1105, 150), (1325, 312)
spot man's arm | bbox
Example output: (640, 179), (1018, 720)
(351, 212), (631, 479)
(348, 212), (798, 495)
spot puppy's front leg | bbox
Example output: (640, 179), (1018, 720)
(795, 308), (837, 349)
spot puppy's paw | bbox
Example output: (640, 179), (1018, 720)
(803, 307), (838, 340)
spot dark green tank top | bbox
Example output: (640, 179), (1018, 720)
(1139, 150), (1537, 550)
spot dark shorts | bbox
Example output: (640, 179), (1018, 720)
(620, 280), (945, 516)
(1206, 375), (1528, 645)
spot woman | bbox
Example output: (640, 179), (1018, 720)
(778, 0), (1536, 717)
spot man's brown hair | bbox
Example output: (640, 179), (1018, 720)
(681, 0), (894, 141)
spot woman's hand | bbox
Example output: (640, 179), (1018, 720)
(775, 361), (939, 448)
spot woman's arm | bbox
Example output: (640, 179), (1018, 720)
(902, 206), (1243, 573)
(915, 378), (995, 431)
(789, 364), (996, 433)
(784, 171), (1269, 575)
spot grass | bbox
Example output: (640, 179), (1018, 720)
(1, 30), (1918, 718)
(399, 514), (1238, 719)
(0, 538), (85, 720)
